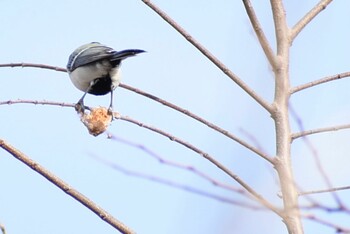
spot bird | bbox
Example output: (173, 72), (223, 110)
(66, 42), (145, 114)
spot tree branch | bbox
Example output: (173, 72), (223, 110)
(120, 84), (273, 163)
(91, 153), (264, 210)
(290, 0), (333, 41)
(0, 63), (272, 162)
(117, 115), (282, 216)
(0, 62), (66, 72)
(291, 123), (350, 140)
(302, 214), (350, 233)
(242, 0), (277, 69)
(107, 133), (248, 196)
(291, 71), (350, 94)
(270, 0), (304, 232)
(299, 185), (350, 196)
(0, 139), (135, 234)
(0, 98), (278, 212)
(141, 0), (273, 113)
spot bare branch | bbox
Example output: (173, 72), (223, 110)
(0, 99), (273, 163)
(290, 106), (346, 208)
(0, 139), (135, 234)
(0, 63), (272, 162)
(270, 0), (304, 232)
(0, 62), (66, 72)
(117, 115), (282, 216)
(291, 0), (333, 41)
(0, 98), (278, 212)
(299, 185), (350, 196)
(120, 84), (273, 163)
(91, 153), (264, 210)
(0, 99), (74, 108)
(107, 133), (248, 196)
(141, 0), (273, 113)
(291, 72), (350, 94)
(292, 123), (350, 140)
(302, 214), (350, 233)
(242, 0), (277, 69)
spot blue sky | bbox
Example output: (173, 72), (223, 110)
(1, 0), (350, 233)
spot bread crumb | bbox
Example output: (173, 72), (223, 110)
(80, 107), (113, 136)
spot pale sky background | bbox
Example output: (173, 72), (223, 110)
(1, 1), (350, 233)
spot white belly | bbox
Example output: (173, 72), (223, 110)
(69, 61), (121, 92)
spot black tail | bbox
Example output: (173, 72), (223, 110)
(111, 49), (146, 61)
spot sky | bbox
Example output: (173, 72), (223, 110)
(1, 0), (350, 233)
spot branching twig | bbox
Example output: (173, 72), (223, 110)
(120, 84), (273, 163)
(302, 213), (350, 233)
(290, 105), (346, 209)
(107, 133), (248, 196)
(242, 0), (277, 69)
(117, 114), (282, 216)
(0, 99), (278, 213)
(141, 0), (273, 113)
(291, 72), (350, 94)
(290, 0), (333, 41)
(0, 139), (135, 234)
(91, 154), (264, 210)
(0, 63), (272, 163)
(292, 123), (350, 140)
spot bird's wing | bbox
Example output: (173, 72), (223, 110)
(67, 44), (114, 71)
(110, 49), (146, 61)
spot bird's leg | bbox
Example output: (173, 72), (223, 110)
(75, 82), (93, 114)
(107, 89), (114, 118)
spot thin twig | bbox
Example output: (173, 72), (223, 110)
(141, 0), (273, 113)
(291, 72), (350, 94)
(0, 139), (135, 234)
(120, 84), (273, 163)
(302, 213), (350, 233)
(292, 123), (350, 140)
(290, 0), (333, 41)
(117, 114), (282, 216)
(91, 153), (264, 210)
(299, 185), (350, 196)
(0, 62), (66, 72)
(107, 133), (248, 196)
(242, 0), (277, 69)
(290, 105), (346, 209)
(0, 99), (279, 214)
(0, 99), (75, 108)
(0, 63), (272, 163)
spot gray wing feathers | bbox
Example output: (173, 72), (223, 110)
(67, 45), (114, 71)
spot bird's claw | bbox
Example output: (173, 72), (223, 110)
(107, 107), (115, 120)
(75, 101), (89, 114)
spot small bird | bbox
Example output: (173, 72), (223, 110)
(67, 42), (145, 114)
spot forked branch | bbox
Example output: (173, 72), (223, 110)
(242, 0), (277, 69)
(0, 63), (272, 162)
(141, 0), (273, 113)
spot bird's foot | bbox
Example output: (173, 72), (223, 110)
(107, 106), (115, 120)
(75, 101), (89, 114)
